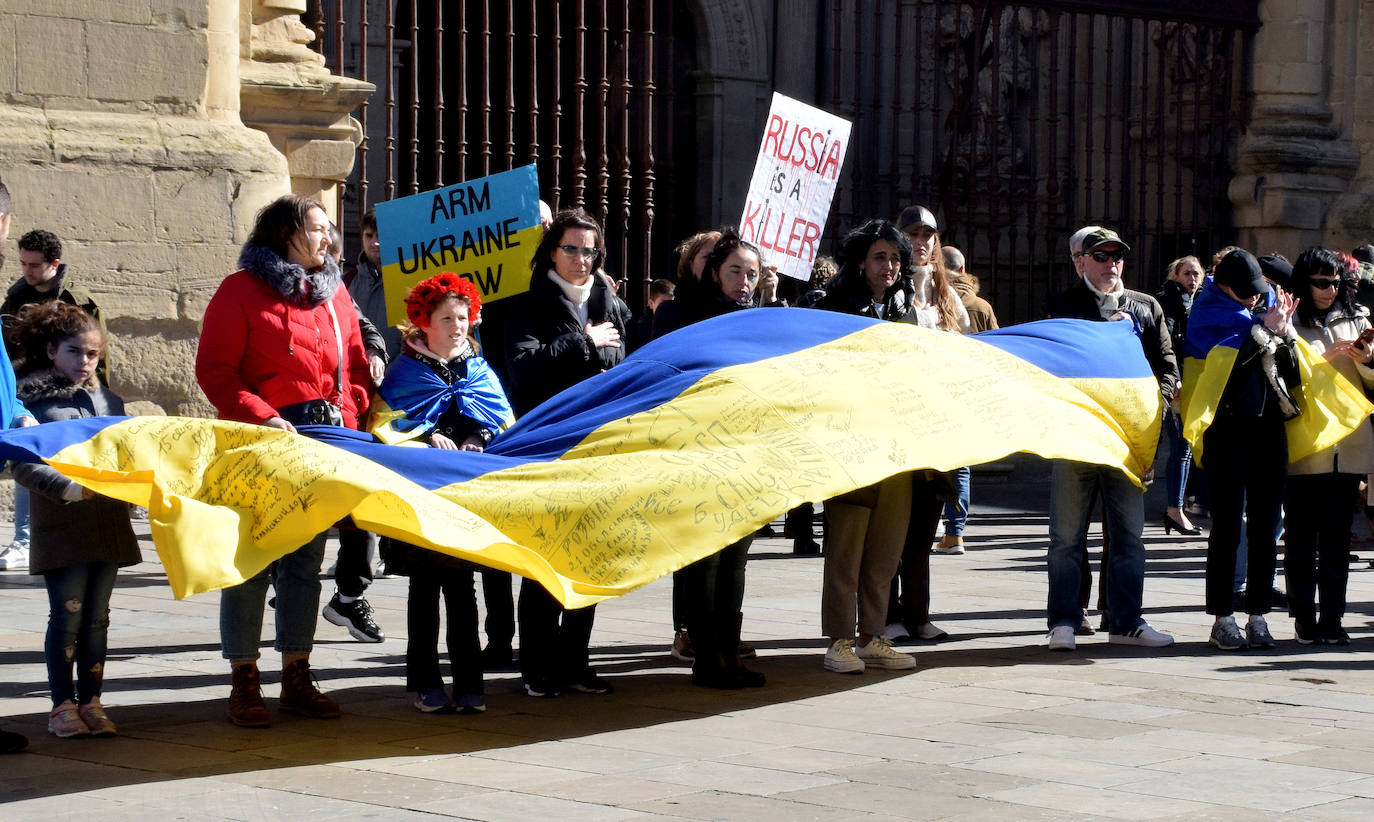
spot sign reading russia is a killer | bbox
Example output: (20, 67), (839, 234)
(739, 93), (851, 281)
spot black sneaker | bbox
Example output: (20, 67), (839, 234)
(1320, 623), (1351, 646)
(0, 728), (27, 754)
(523, 680), (559, 698)
(1294, 619), (1324, 645)
(565, 673), (614, 695)
(322, 593), (385, 642)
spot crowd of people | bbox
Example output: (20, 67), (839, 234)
(2, 177), (1372, 754)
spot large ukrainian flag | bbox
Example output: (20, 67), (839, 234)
(0, 310), (1161, 606)
(1180, 279), (1373, 462)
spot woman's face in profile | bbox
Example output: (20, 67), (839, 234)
(288, 207), (331, 270)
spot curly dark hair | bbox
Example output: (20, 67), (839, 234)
(828, 219), (916, 304)
(529, 208), (606, 278)
(245, 194), (326, 262)
(9, 300), (102, 375)
(17, 229), (62, 263)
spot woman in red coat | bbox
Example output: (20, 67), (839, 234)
(195, 194), (372, 727)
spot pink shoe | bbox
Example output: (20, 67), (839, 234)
(78, 698), (117, 737)
(48, 700), (91, 738)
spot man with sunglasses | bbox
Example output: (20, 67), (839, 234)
(1041, 226), (1178, 652)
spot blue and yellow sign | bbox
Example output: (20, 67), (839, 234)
(374, 164), (542, 325)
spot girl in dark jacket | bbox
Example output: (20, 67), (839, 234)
(503, 208), (632, 697)
(1158, 256), (1205, 535)
(10, 302), (138, 738)
(652, 229), (777, 688)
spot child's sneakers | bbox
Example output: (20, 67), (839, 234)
(47, 700), (90, 738)
(77, 698), (117, 736)
(413, 687), (454, 713)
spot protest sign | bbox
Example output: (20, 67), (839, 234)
(375, 164), (542, 325)
(739, 93), (851, 281)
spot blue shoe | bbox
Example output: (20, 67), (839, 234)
(455, 693), (486, 714)
(413, 687), (453, 713)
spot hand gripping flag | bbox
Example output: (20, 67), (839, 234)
(1180, 279), (1373, 462)
(0, 310), (1162, 606)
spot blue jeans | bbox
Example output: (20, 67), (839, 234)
(1164, 411), (1191, 510)
(1047, 461), (1146, 633)
(44, 561), (119, 706)
(942, 466), (970, 537)
(220, 533), (327, 660)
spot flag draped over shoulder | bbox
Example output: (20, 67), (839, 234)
(369, 350), (515, 445)
(0, 310), (1160, 606)
(1180, 280), (1373, 462)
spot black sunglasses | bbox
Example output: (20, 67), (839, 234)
(1078, 249), (1126, 263)
(1310, 277), (1340, 290)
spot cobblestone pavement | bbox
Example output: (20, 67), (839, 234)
(2, 457), (1373, 821)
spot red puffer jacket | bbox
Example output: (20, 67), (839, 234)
(196, 270), (372, 428)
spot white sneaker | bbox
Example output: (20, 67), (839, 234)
(0, 542), (29, 571)
(879, 622), (911, 641)
(856, 636), (917, 670)
(1047, 625), (1076, 651)
(824, 639), (865, 673)
(1109, 623), (1175, 647)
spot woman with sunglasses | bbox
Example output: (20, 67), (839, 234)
(505, 207), (633, 697)
(1284, 247), (1373, 645)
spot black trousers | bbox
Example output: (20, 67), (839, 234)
(1283, 472), (1357, 626)
(517, 577), (595, 688)
(887, 475), (942, 627)
(334, 527), (374, 598)
(680, 536), (751, 673)
(1203, 416), (1287, 616)
(406, 551), (482, 696)
(480, 569), (515, 648)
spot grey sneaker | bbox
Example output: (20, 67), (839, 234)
(1209, 616), (1246, 650)
(1245, 615), (1276, 649)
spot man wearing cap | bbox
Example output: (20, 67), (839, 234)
(1181, 248), (1299, 650)
(1041, 226), (1178, 651)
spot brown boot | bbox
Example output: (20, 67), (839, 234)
(280, 659), (341, 719)
(228, 663), (270, 727)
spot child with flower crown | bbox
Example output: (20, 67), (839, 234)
(370, 272), (513, 713)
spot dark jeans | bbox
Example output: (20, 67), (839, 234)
(1164, 410), (1192, 510)
(481, 569), (516, 649)
(44, 561), (119, 706)
(671, 570), (687, 632)
(1203, 417), (1286, 616)
(518, 577), (595, 688)
(680, 536), (751, 672)
(334, 527), (374, 598)
(1283, 473), (1358, 627)
(406, 550), (483, 696)
(888, 475), (942, 627)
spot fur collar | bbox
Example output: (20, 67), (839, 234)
(238, 244), (342, 308)
(16, 368), (94, 403)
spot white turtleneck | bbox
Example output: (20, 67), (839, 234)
(548, 269), (593, 326)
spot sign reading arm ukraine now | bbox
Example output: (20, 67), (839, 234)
(374, 164), (542, 326)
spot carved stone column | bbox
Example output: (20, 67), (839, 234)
(239, 0), (374, 218)
(1230, 0), (1359, 254)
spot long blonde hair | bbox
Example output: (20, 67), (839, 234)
(918, 231), (961, 331)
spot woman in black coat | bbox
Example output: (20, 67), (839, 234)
(503, 208), (633, 697)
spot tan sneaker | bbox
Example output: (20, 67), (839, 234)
(77, 698), (117, 737)
(932, 535), (965, 554)
(856, 636), (917, 670)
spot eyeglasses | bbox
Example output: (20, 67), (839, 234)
(1310, 278), (1340, 290)
(1077, 249), (1126, 263)
(556, 244), (600, 261)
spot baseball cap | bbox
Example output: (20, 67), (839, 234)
(1070, 226), (1131, 255)
(897, 205), (938, 233)
(1214, 249), (1272, 300)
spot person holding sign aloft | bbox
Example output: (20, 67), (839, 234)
(504, 208), (632, 698)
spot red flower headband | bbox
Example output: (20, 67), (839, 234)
(405, 272), (482, 327)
